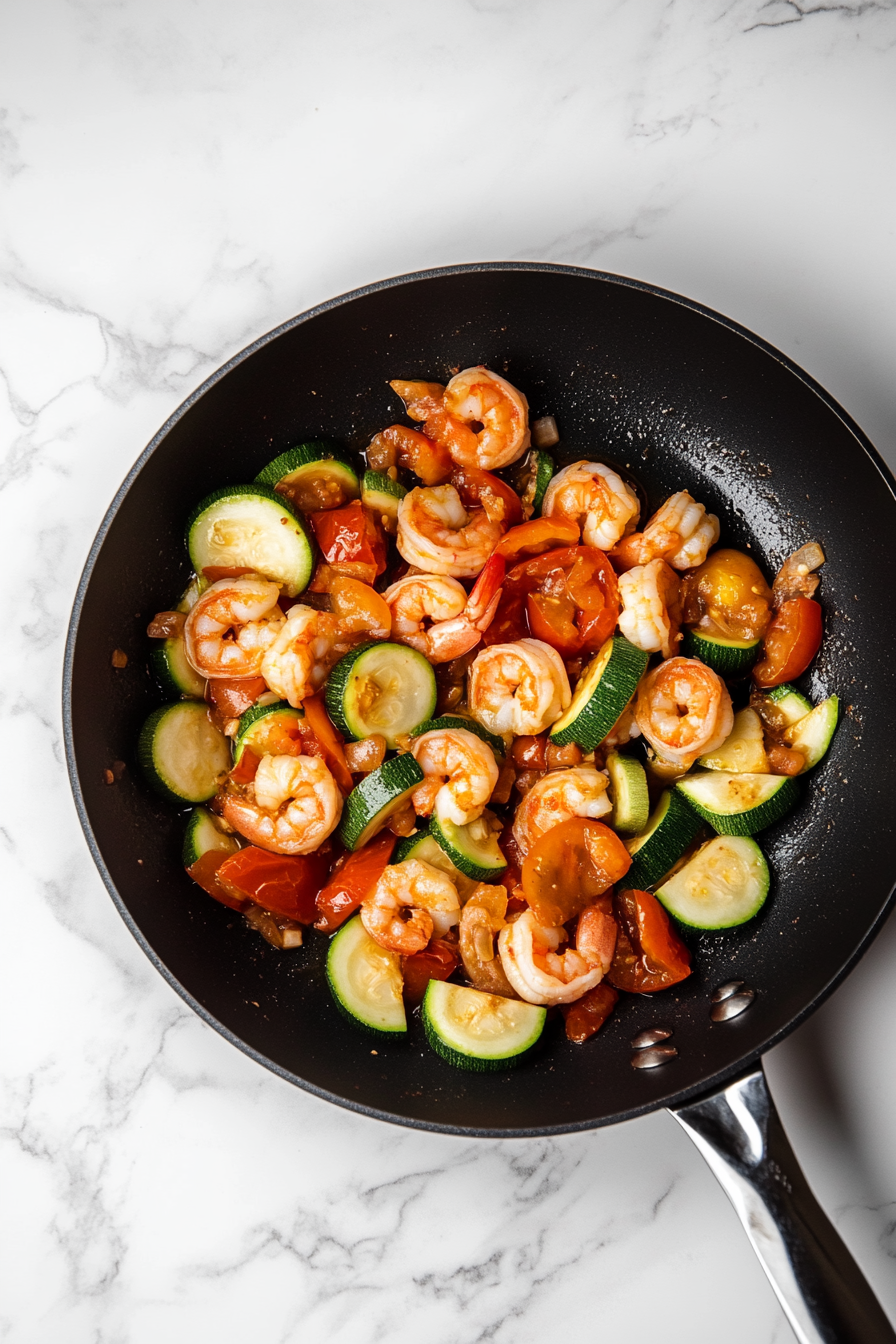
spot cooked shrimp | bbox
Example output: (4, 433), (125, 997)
(423, 367), (530, 471)
(184, 576), (283, 679)
(498, 904), (617, 1006)
(389, 379), (446, 422)
(410, 728), (500, 826)
(613, 490), (719, 572)
(618, 559), (682, 659)
(221, 754), (342, 855)
(361, 858), (460, 954)
(603, 701), (640, 748)
(458, 885), (518, 998)
(396, 485), (504, 579)
(260, 605), (341, 708)
(468, 638), (571, 737)
(512, 766), (612, 857)
(385, 558), (502, 664)
(635, 656), (733, 769)
(541, 461), (640, 551)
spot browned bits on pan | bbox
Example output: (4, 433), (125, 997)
(104, 761), (126, 785)
(111, 648), (128, 669)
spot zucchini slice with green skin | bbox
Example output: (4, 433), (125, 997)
(339, 754), (425, 851)
(429, 814), (507, 882)
(326, 642), (437, 748)
(656, 835), (770, 930)
(550, 635), (649, 750)
(764, 683), (812, 726)
(182, 807), (241, 866)
(626, 788), (704, 890)
(138, 701), (231, 804)
(699, 708), (769, 774)
(361, 470), (407, 528)
(422, 980), (546, 1071)
(255, 440), (360, 511)
(677, 771), (799, 836)
(785, 695), (840, 772)
(410, 714), (505, 757)
(393, 828), (478, 899)
(326, 914), (407, 1037)
(150, 636), (207, 699)
(605, 751), (649, 835)
(232, 700), (304, 764)
(681, 629), (760, 676)
(512, 449), (555, 517)
(186, 484), (316, 598)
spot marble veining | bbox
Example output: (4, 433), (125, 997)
(2, 1), (895, 1340)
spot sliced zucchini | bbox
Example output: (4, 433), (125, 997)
(422, 980), (545, 1071)
(550, 635), (649, 750)
(784, 695), (839, 772)
(681, 629), (760, 676)
(326, 914), (407, 1037)
(150, 635), (207, 699)
(393, 828), (478, 899)
(186, 484), (316, 598)
(138, 701), (231, 804)
(606, 751), (649, 835)
(410, 714), (505, 757)
(339, 754), (425, 851)
(677, 771), (799, 836)
(699, 708), (769, 774)
(512, 449), (555, 516)
(326, 642), (436, 748)
(255, 440), (360, 512)
(430, 813), (507, 882)
(175, 574), (208, 614)
(361, 470), (407, 531)
(656, 836), (770, 930)
(232, 700), (304, 764)
(626, 788), (704, 890)
(182, 807), (241, 866)
(764, 683), (812, 726)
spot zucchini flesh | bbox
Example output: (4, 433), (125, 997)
(656, 836), (770, 929)
(326, 914), (407, 1036)
(699, 708), (769, 774)
(512, 449), (555, 516)
(677, 771), (799, 835)
(392, 829), (478, 899)
(430, 813), (507, 882)
(186, 484), (316, 597)
(784, 695), (839, 771)
(338, 754), (425, 851)
(605, 751), (649, 834)
(233, 700), (304, 764)
(182, 807), (240, 866)
(255, 440), (360, 512)
(422, 980), (545, 1071)
(362, 470), (406, 530)
(410, 714), (505, 757)
(138, 701), (231, 804)
(681, 629), (760, 675)
(326, 642), (436, 748)
(764, 683), (812, 726)
(150, 635), (207, 699)
(626, 789), (703, 890)
(550, 635), (648, 750)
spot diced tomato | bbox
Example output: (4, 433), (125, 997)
(201, 566), (255, 582)
(607, 889), (691, 993)
(483, 545), (619, 656)
(301, 692), (354, 794)
(215, 846), (331, 924)
(495, 518), (579, 560)
(186, 851), (252, 912)
(497, 820), (524, 897)
(206, 678), (268, 719)
(309, 501), (387, 578)
(229, 746), (261, 785)
(401, 939), (459, 1005)
(562, 983), (619, 1043)
(753, 597), (823, 688)
(314, 831), (397, 932)
(450, 466), (523, 529)
(522, 818), (631, 927)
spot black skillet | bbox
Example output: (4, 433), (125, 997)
(64, 264), (896, 1342)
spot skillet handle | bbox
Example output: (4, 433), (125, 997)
(670, 1064), (895, 1344)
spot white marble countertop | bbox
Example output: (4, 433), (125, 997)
(3, 2), (896, 1340)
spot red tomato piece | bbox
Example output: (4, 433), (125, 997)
(562, 983), (619, 1043)
(216, 847), (331, 924)
(229, 746), (261, 785)
(207, 678), (268, 719)
(314, 831), (397, 932)
(487, 545), (620, 657)
(450, 466), (523, 529)
(522, 818), (631, 927)
(401, 939), (459, 1005)
(187, 851), (252, 912)
(309, 501), (387, 577)
(753, 597), (823, 688)
(607, 889), (691, 993)
(301, 692), (354, 794)
(495, 518), (579, 560)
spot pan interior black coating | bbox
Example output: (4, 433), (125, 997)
(64, 264), (896, 1136)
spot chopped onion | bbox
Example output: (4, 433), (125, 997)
(531, 415), (559, 449)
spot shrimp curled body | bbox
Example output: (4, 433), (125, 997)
(618, 559), (682, 660)
(397, 485), (504, 579)
(384, 571), (500, 664)
(635, 656), (734, 770)
(498, 905), (617, 1006)
(260, 605), (341, 708)
(458, 885), (518, 998)
(361, 859), (461, 954)
(469, 638), (571, 737)
(411, 728), (500, 826)
(614, 491), (720, 572)
(542, 461), (640, 551)
(425, 366), (530, 470)
(221, 754), (342, 855)
(512, 766), (612, 857)
(184, 576), (284, 679)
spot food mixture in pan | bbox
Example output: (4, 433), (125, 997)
(140, 366), (839, 1069)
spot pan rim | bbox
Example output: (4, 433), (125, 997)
(62, 260), (896, 1137)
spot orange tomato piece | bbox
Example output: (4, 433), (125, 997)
(206, 678), (268, 719)
(562, 982), (619, 1043)
(187, 851), (252, 912)
(522, 818), (632, 927)
(216, 847), (331, 923)
(607, 889), (691, 993)
(494, 517), (579, 560)
(301, 692), (354, 795)
(753, 597), (823, 687)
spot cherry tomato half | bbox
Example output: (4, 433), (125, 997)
(401, 939), (459, 1005)
(450, 466), (523, 529)
(494, 517), (579, 561)
(606, 889), (691, 993)
(522, 818), (631, 927)
(753, 597), (823, 688)
(187, 851), (252, 912)
(216, 847), (331, 924)
(309, 501), (387, 577)
(314, 831), (397, 932)
(483, 545), (620, 657)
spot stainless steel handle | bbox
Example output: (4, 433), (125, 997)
(670, 1065), (894, 1343)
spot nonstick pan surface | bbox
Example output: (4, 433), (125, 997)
(64, 263), (896, 1136)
